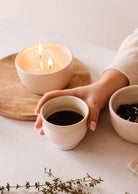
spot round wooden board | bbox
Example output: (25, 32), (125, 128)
(0, 54), (91, 121)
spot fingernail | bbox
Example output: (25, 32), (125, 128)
(40, 129), (45, 135)
(90, 121), (96, 131)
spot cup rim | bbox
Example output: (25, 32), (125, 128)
(40, 95), (89, 128)
(15, 42), (74, 76)
(109, 85), (138, 125)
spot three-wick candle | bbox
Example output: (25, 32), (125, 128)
(15, 42), (73, 94)
(16, 43), (70, 74)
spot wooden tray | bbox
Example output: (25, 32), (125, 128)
(0, 54), (91, 121)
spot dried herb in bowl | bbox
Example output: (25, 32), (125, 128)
(117, 103), (138, 123)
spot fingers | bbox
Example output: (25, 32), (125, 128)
(35, 89), (74, 114)
(34, 115), (45, 135)
(87, 107), (99, 131)
(40, 129), (45, 135)
(34, 115), (42, 129)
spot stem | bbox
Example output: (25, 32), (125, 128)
(0, 169), (103, 194)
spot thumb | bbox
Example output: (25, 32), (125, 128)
(35, 89), (74, 115)
(87, 107), (99, 131)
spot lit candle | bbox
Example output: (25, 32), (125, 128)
(16, 43), (67, 74)
(15, 42), (73, 94)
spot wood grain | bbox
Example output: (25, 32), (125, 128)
(0, 54), (91, 121)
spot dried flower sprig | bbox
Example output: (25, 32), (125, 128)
(0, 168), (103, 194)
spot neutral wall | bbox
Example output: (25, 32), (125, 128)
(0, 0), (138, 50)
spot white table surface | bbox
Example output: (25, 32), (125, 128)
(0, 18), (138, 194)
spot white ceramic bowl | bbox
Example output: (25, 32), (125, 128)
(15, 43), (73, 95)
(109, 85), (138, 143)
(40, 96), (89, 150)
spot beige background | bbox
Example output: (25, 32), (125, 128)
(0, 0), (138, 50)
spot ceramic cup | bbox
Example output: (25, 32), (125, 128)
(40, 95), (89, 150)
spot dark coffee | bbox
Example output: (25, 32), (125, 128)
(46, 110), (84, 126)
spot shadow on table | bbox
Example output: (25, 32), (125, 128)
(66, 105), (137, 171)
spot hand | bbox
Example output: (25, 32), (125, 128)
(35, 69), (128, 135)
(35, 83), (103, 135)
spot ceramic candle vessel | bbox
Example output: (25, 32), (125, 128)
(40, 96), (89, 151)
(15, 43), (73, 94)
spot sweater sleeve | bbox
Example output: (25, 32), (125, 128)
(109, 28), (138, 85)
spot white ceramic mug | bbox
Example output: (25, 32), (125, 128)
(40, 95), (89, 150)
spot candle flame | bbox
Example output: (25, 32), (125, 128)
(40, 61), (44, 70)
(38, 43), (43, 57)
(38, 43), (43, 70)
(48, 57), (53, 69)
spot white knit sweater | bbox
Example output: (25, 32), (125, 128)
(110, 28), (138, 85)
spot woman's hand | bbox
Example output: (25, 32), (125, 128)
(35, 69), (129, 135)
(35, 82), (104, 135)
